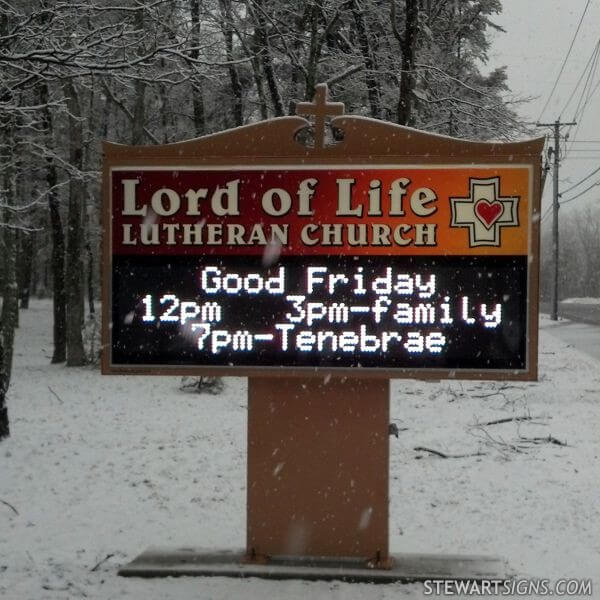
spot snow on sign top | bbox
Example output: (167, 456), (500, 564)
(101, 84), (545, 381)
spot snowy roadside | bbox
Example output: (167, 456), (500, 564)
(1, 299), (599, 599)
(562, 298), (600, 305)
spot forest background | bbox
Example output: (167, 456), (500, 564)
(1, 0), (598, 439)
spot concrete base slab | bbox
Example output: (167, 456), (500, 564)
(118, 548), (507, 583)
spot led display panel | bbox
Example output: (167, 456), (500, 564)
(104, 165), (537, 378)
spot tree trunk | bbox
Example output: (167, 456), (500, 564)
(86, 239), (95, 316)
(82, 82), (96, 319)
(305, 2), (320, 100)
(40, 83), (67, 363)
(251, 0), (284, 116)
(189, 0), (207, 135)
(12, 128), (23, 326)
(64, 81), (86, 366)
(287, 9), (306, 115)
(131, 79), (146, 145)
(37, 3), (66, 360)
(0, 36), (9, 439)
(219, 0), (244, 126)
(250, 34), (269, 120)
(18, 231), (34, 309)
(30, 240), (40, 298)
(0, 336), (8, 440)
(131, 6), (147, 145)
(352, 1), (381, 119)
(13, 230), (20, 328)
(395, 0), (419, 125)
(0, 132), (19, 440)
(1, 216), (18, 386)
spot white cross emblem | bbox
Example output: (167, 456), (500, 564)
(449, 177), (519, 247)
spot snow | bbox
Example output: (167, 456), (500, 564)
(541, 315), (600, 363)
(562, 298), (600, 305)
(2, 299), (600, 599)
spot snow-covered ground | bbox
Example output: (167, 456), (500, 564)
(2, 300), (600, 599)
(541, 316), (600, 363)
(562, 298), (600, 305)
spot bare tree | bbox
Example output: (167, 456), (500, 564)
(219, 0), (244, 126)
(189, 0), (207, 134)
(0, 120), (19, 440)
(351, 0), (381, 119)
(0, 337), (8, 439)
(64, 81), (86, 366)
(391, 0), (418, 124)
(39, 82), (67, 363)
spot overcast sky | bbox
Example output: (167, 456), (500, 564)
(488, 0), (600, 218)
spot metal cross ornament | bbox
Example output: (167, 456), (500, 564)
(296, 83), (344, 149)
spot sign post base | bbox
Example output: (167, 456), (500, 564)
(247, 376), (389, 564)
(118, 548), (507, 582)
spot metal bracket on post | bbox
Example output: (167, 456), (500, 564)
(242, 547), (269, 566)
(366, 550), (394, 570)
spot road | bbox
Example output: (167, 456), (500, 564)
(539, 301), (600, 327)
(540, 301), (600, 362)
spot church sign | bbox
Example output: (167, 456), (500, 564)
(102, 86), (543, 380)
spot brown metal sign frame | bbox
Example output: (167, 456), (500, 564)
(102, 91), (544, 382)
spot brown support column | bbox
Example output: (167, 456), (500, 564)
(247, 377), (389, 565)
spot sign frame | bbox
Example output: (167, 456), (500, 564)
(102, 109), (544, 381)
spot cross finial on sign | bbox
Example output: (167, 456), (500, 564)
(296, 83), (344, 149)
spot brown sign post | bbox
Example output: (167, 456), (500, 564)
(105, 85), (544, 581)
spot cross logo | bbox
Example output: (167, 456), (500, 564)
(296, 83), (344, 149)
(449, 177), (520, 247)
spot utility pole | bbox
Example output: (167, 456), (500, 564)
(536, 119), (576, 321)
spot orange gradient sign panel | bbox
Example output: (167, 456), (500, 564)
(110, 166), (532, 257)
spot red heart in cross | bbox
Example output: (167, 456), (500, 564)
(475, 199), (503, 229)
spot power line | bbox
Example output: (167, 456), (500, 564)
(589, 76), (600, 99)
(537, 0), (592, 122)
(559, 39), (600, 118)
(564, 39), (600, 158)
(560, 179), (600, 204)
(576, 69), (600, 122)
(572, 49), (599, 123)
(562, 165), (600, 195)
(561, 157), (600, 160)
(540, 205), (553, 224)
